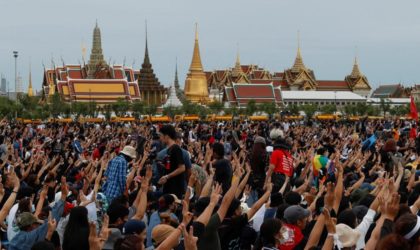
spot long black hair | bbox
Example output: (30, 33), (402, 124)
(254, 218), (282, 250)
(62, 206), (90, 250)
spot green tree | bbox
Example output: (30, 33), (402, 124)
(208, 101), (224, 114)
(301, 104), (318, 119)
(147, 104), (158, 115)
(366, 105), (380, 116)
(320, 104), (336, 114)
(355, 102), (368, 116)
(112, 98), (130, 117)
(344, 104), (357, 116)
(49, 92), (64, 118)
(245, 100), (257, 116)
(87, 100), (98, 117)
(259, 102), (278, 117)
(72, 102), (89, 118)
(162, 106), (182, 118)
(225, 105), (239, 116)
(379, 98), (391, 116)
(103, 104), (112, 120)
(285, 104), (300, 115)
(132, 100), (145, 119)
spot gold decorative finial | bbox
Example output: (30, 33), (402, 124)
(291, 30), (305, 72)
(189, 23), (203, 71)
(351, 49), (362, 78)
(195, 23), (198, 41)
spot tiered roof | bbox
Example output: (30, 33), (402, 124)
(224, 83), (282, 107)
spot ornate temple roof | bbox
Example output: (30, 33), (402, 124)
(350, 57), (363, 78)
(87, 21), (108, 78)
(189, 23), (204, 72)
(371, 84), (408, 98)
(224, 83), (282, 107)
(137, 24), (164, 90)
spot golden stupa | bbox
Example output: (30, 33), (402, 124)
(184, 23), (209, 103)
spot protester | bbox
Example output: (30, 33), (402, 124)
(0, 117), (417, 250)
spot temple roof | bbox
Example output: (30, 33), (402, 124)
(137, 25), (164, 90)
(371, 84), (407, 98)
(291, 46), (306, 73)
(163, 85), (182, 108)
(282, 91), (366, 101)
(350, 57), (363, 78)
(317, 80), (351, 90)
(225, 83), (282, 107)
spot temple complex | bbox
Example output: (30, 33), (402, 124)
(184, 24), (209, 104)
(137, 26), (166, 106)
(206, 42), (372, 99)
(41, 22), (141, 104)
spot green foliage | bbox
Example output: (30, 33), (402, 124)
(132, 100), (145, 119)
(366, 105), (381, 116)
(301, 104), (318, 118)
(259, 102), (278, 117)
(225, 105), (239, 116)
(103, 105), (112, 120)
(379, 98), (391, 116)
(72, 102), (89, 118)
(389, 105), (409, 116)
(49, 92), (64, 118)
(320, 104), (336, 114)
(112, 98), (130, 117)
(355, 102), (369, 116)
(245, 100), (257, 116)
(285, 104), (300, 115)
(162, 106), (182, 118)
(208, 101), (224, 114)
(344, 105), (357, 116)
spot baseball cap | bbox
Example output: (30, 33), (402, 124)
(16, 212), (44, 229)
(123, 219), (146, 235)
(283, 205), (310, 224)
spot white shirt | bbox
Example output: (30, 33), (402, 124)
(6, 204), (19, 241)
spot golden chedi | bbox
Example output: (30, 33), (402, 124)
(184, 23), (209, 103)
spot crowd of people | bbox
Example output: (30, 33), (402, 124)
(0, 117), (419, 250)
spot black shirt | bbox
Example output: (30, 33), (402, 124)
(163, 144), (186, 198)
(213, 159), (232, 194)
(218, 214), (249, 250)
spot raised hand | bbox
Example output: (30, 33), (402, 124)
(183, 224), (198, 250)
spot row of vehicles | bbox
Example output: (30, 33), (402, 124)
(15, 114), (412, 124)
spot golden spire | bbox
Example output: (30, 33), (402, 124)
(291, 30), (306, 72)
(350, 55), (363, 78)
(189, 23), (204, 72)
(232, 45), (244, 77)
(28, 63), (34, 97)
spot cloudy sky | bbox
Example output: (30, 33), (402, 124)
(1, 0), (420, 92)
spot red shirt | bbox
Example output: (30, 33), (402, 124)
(270, 149), (294, 177)
(278, 223), (304, 250)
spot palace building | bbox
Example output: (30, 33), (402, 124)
(207, 42), (372, 106)
(41, 22), (141, 104)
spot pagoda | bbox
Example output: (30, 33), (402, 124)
(137, 24), (166, 106)
(283, 38), (317, 90)
(344, 57), (371, 97)
(41, 22), (140, 104)
(27, 67), (34, 97)
(184, 24), (209, 104)
(163, 84), (182, 108)
(87, 21), (109, 78)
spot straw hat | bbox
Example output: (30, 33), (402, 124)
(120, 146), (137, 159)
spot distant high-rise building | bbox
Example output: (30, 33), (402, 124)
(16, 74), (23, 93)
(0, 75), (6, 93)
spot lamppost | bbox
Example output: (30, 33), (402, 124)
(13, 51), (18, 118)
